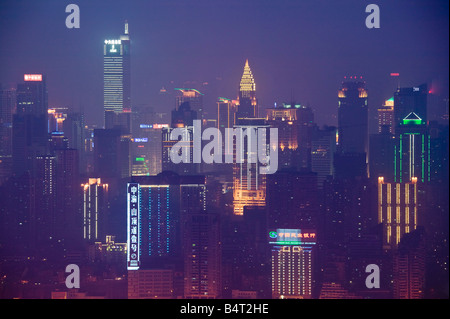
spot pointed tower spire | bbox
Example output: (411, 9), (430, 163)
(240, 59), (256, 94)
(124, 20), (129, 35)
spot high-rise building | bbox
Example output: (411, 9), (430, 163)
(378, 97), (395, 134)
(378, 176), (419, 249)
(394, 112), (430, 183)
(217, 97), (236, 134)
(369, 125), (395, 181)
(266, 168), (319, 230)
(127, 172), (210, 298)
(33, 155), (57, 249)
(175, 88), (204, 121)
(132, 123), (167, 176)
(393, 84), (427, 134)
(81, 178), (109, 243)
(16, 74), (48, 116)
(13, 74), (48, 176)
(54, 147), (80, 249)
(171, 101), (197, 128)
(47, 107), (68, 134)
(266, 103), (300, 170)
(393, 227), (426, 299)
(0, 88), (15, 184)
(236, 60), (258, 120)
(105, 109), (132, 134)
(103, 21), (131, 122)
(183, 211), (221, 298)
(0, 88), (16, 156)
(311, 126), (337, 188)
(337, 80), (368, 155)
(336, 80), (368, 178)
(321, 177), (376, 245)
(270, 228), (316, 299)
(232, 118), (269, 215)
(162, 126), (198, 175)
(94, 128), (131, 179)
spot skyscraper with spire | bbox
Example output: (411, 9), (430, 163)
(103, 21), (131, 123)
(236, 59), (258, 121)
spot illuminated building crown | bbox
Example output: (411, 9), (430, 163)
(239, 59), (256, 96)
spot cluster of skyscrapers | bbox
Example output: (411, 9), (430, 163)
(0, 22), (448, 299)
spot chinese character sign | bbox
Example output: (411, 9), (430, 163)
(127, 183), (140, 270)
(268, 229), (317, 245)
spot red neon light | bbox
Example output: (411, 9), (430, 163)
(24, 74), (42, 81)
(390, 73), (400, 77)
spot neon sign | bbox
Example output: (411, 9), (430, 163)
(127, 183), (140, 270)
(268, 229), (317, 245)
(104, 39), (121, 45)
(24, 74), (42, 81)
(140, 124), (169, 129)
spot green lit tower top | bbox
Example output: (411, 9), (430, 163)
(395, 112), (430, 183)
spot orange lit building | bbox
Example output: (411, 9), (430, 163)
(81, 178), (109, 242)
(378, 176), (418, 249)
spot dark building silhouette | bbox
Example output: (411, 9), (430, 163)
(266, 168), (319, 230)
(336, 80), (368, 178)
(94, 128), (131, 179)
(393, 227), (426, 299)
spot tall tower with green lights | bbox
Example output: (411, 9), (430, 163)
(394, 112), (430, 183)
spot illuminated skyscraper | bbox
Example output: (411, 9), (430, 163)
(393, 84), (427, 134)
(183, 211), (221, 299)
(232, 118), (269, 215)
(266, 102), (314, 170)
(236, 60), (258, 120)
(127, 172), (211, 298)
(81, 178), (109, 243)
(126, 173), (206, 269)
(269, 229), (316, 299)
(132, 123), (167, 176)
(103, 21), (131, 122)
(394, 112), (430, 183)
(266, 104), (300, 170)
(16, 74), (48, 116)
(378, 176), (419, 249)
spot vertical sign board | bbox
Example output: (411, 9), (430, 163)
(127, 183), (140, 270)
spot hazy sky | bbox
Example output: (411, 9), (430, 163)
(0, 0), (448, 128)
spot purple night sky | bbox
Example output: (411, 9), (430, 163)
(0, 0), (448, 128)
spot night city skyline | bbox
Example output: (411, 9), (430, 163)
(0, 0), (448, 128)
(0, 0), (449, 304)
